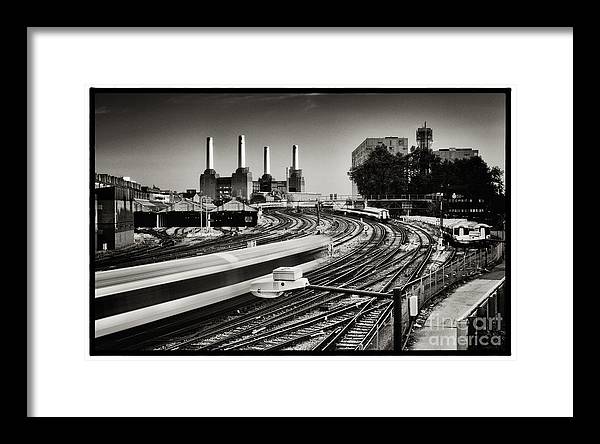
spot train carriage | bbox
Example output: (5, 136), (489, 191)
(332, 206), (389, 222)
(400, 216), (492, 248)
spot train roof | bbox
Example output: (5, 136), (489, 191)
(445, 219), (491, 229)
(338, 206), (387, 213)
(402, 216), (490, 229)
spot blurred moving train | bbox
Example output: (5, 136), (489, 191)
(94, 235), (330, 339)
(401, 216), (492, 247)
(332, 205), (390, 222)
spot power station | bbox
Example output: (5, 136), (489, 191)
(199, 135), (305, 202)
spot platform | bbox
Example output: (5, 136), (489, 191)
(408, 261), (506, 350)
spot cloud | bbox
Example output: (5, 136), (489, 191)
(162, 92), (323, 109)
(95, 105), (129, 115)
(95, 105), (111, 115)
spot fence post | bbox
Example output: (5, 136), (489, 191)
(393, 288), (402, 352)
(442, 263), (445, 287)
(428, 268), (433, 297)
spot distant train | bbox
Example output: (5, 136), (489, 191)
(440, 219), (491, 247)
(333, 206), (390, 222)
(401, 216), (492, 248)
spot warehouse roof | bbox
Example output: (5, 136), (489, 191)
(212, 200), (258, 213)
(134, 199), (170, 212)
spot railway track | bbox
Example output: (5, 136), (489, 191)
(134, 217), (443, 352)
(95, 210), (319, 271)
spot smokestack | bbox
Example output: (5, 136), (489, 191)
(206, 137), (214, 170)
(238, 135), (246, 168)
(292, 144), (299, 170)
(263, 146), (271, 175)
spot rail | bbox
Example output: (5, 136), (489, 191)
(398, 241), (505, 348)
(456, 277), (506, 351)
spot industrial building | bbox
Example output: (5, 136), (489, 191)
(95, 172), (216, 245)
(254, 145), (288, 194)
(350, 136), (410, 196)
(199, 135), (307, 202)
(95, 173), (149, 251)
(286, 144), (305, 193)
(434, 147), (480, 162)
(287, 192), (321, 202)
(133, 195), (214, 228)
(210, 200), (258, 228)
(199, 135), (253, 202)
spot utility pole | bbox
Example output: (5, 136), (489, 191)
(316, 201), (321, 227)
(439, 193), (444, 247)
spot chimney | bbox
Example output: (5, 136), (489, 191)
(263, 146), (271, 175)
(238, 135), (246, 169)
(206, 137), (214, 170)
(292, 144), (299, 170)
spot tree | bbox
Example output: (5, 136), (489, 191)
(349, 145), (403, 197)
(349, 144), (505, 208)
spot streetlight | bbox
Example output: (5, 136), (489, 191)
(250, 267), (413, 351)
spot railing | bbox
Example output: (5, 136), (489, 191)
(456, 278), (506, 351)
(365, 194), (437, 201)
(396, 242), (505, 346)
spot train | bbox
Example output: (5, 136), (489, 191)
(94, 235), (330, 340)
(332, 205), (390, 222)
(442, 219), (492, 247)
(400, 216), (492, 248)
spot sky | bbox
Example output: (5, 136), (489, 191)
(94, 92), (506, 196)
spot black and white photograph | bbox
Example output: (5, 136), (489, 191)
(92, 89), (509, 355)
(28, 27), (572, 418)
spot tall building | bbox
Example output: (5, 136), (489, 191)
(287, 144), (305, 193)
(95, 173), (149, 251)
(256, 145), (287, 193)
(435, 147), (479, 162)
(231, 135), (253, 200)
(199, 135), (253, 202)
(416, 121), (433, 150)
(199, 136), (218, 199)
(350, 136), (409, 196)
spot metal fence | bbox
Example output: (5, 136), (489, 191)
(400, 242), (504, 348)
(363, 241), (505, 350)
(456, 278), (506, 351)
(402, 241), (504, 314)
(490, 230), (505, 241)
